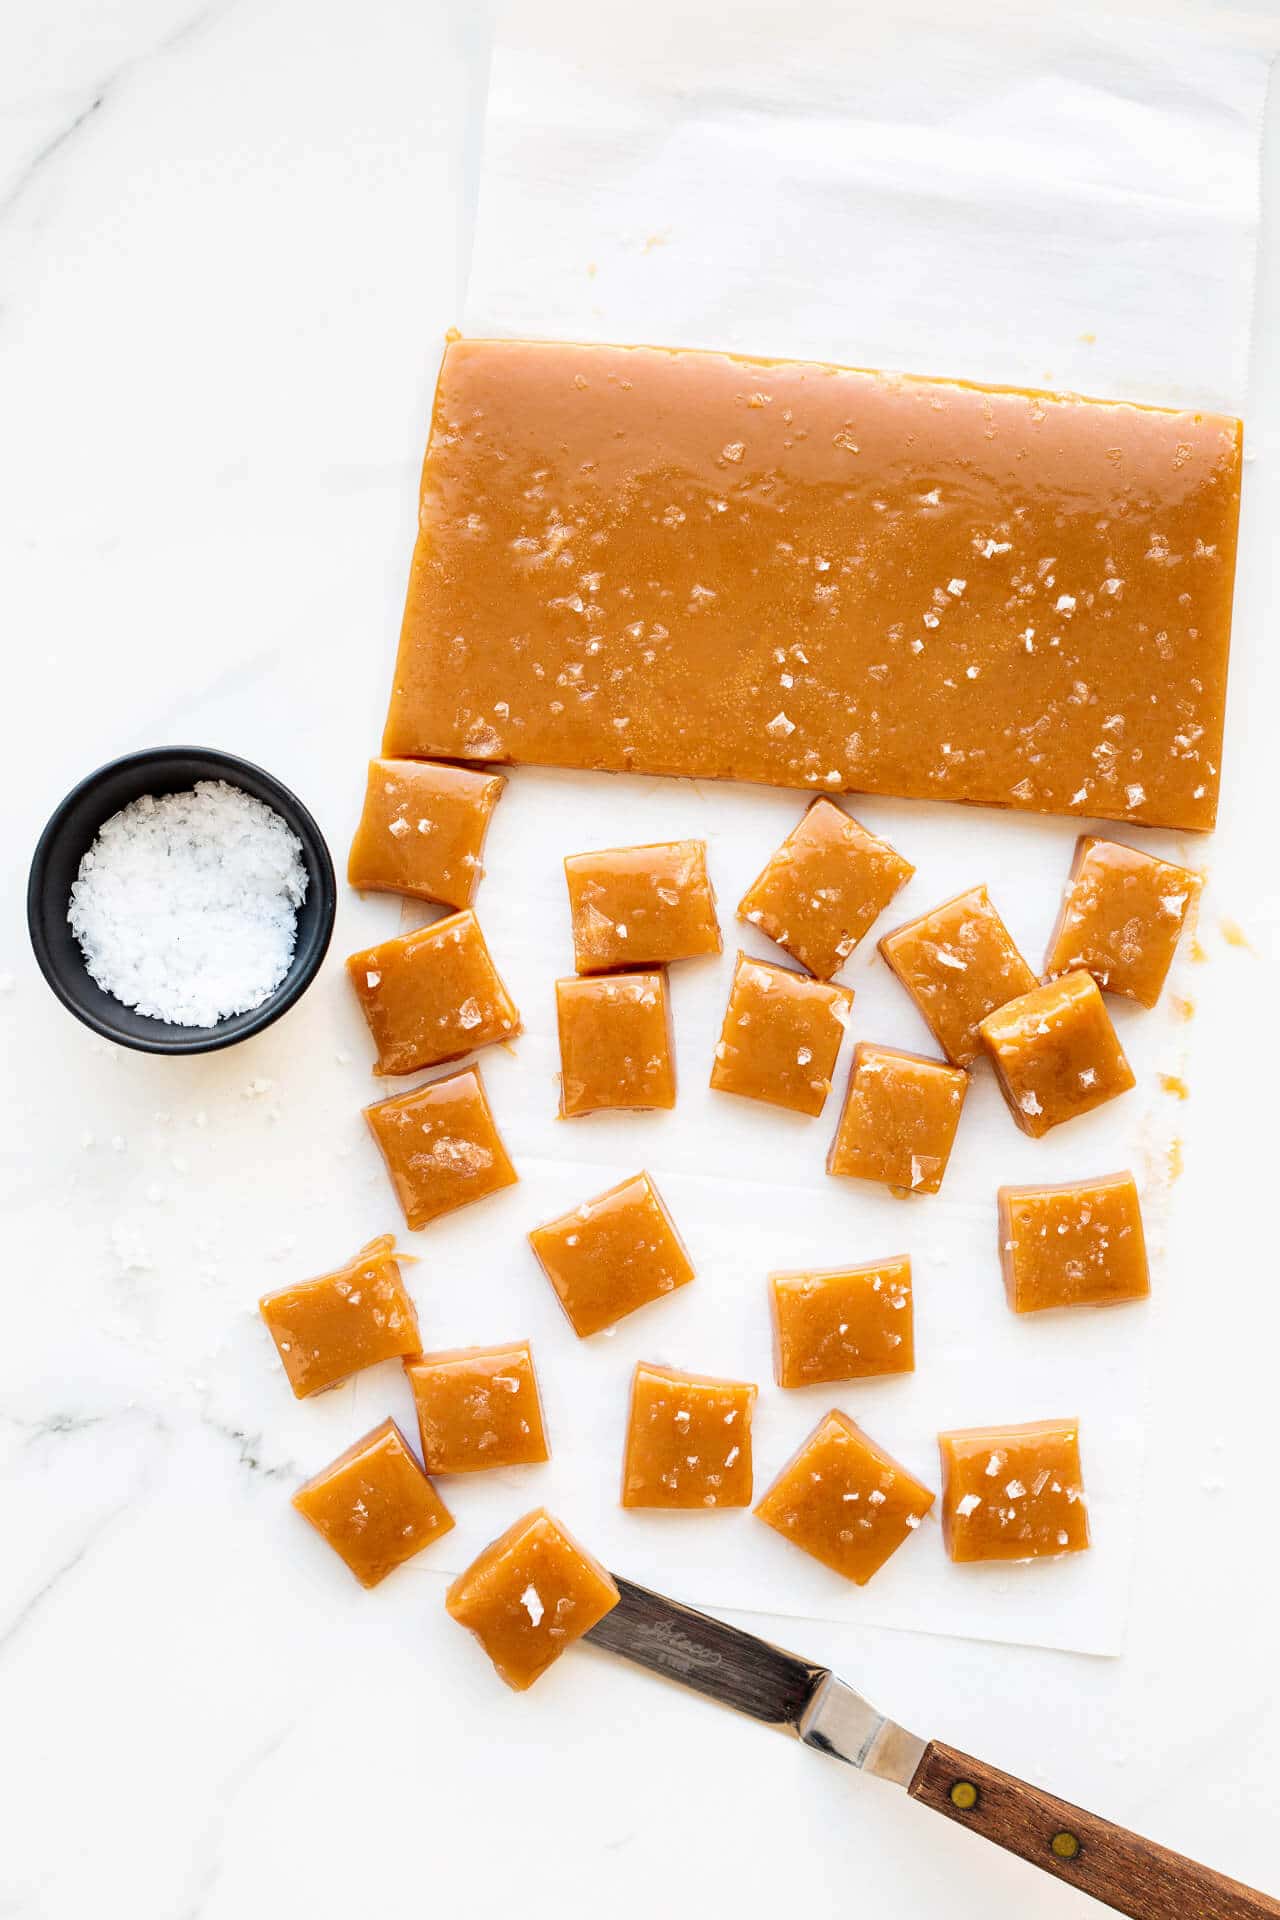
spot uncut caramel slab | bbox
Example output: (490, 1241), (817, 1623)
(384, 339), (1241, 831)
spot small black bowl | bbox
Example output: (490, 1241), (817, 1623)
(27, 746), (337, 1055)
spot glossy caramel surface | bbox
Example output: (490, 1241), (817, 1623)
(1045, 835), (1201, 1008)
(738, 799), (913, 979)
(621, 1362), (756, 1509)
(347, 758), (504, 908)
(259, 1235), (420, 1398)
(556, 971), (675, 1116)
(364, 1066), (518, 1231)
(385, 338), (1240, 831)
(999, 1173), (1149, 1313)
(770, 1258), (914, 1387)
(711, 952), (851, 1116)
(346, 909), (519, 1077)
(880, 884), (1036, 1068)
(565, 840), (720, 973)
(528, 1171), (695, 1338)
(755, 1409), (934, 1586)
(292, 1419), (453, 1588)
(445, 1507), (619, 1691)
(939, 1419), (1089, 1562)
(979, 971), (1134, 1137)
(405, 1342), (549, 1473)
(827, 1042), (967, 1194)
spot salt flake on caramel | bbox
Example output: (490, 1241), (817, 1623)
(348, 759), (504, 909)
(880, 885), (1036, 1068)
(770, 1258), (914, 1387)
(365, 1065), (517, 1231)
(999, 1173), (1149, 1312)
(827, 1043), (967, 1195)
(622, 1362), (756, 1509)
(292, 1418), (454, 1588)
(939, 1419), (1089, 1562)
(979, 971), (1134, 1137)
(528, 1171), (694, 1338)
(405, 1341), (549, 1473)
(556, 971), (676, 1116)
(260, 1234), (420, 1398)
(565, 840), (720, 972)
(755, 1410), (934, 1586)
(1045, 836), (1202, 1008)
(445, 1508), (618, 1691)
(710, 952), (852, 1116)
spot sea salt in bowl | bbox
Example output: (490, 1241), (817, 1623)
(27, 747), (336, 1055)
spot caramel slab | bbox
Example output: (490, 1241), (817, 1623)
(445, 1507), (619, 1690)
(879, 885), (1036, 1068)
(979, 971), (1134, 1137)
(621, 1362), (756, 1509)
(385, 338), (1240, 831)
(738, 799), (913, 979)
(999, 1173), (1149, 1312)
(770, 1258), (914, 1387)
(347, 909), (519, 1076)
(405, 1342), (549, 1473)
(755, 1409), (934, 1585)
(710, 952), (852, 1116)
(1045, 836), (1202, 1007)
(565, 840), (719, 972)
(292, 1419), (453, 1588)
(556, 971), (676, 1116)
(939, 1419), (1089, 1562)
(827, 1043), (967, 1194)
(348, 758), (504, 908)
(365, 1066), (517, 1230)
(259, 1234), (420, 1398)
(528, 1171), (694, 1338)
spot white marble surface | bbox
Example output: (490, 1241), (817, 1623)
(1, 3), (1279, 1916)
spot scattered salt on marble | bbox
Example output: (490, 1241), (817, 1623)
(68, 781), (307, 1028)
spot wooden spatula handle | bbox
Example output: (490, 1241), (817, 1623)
(910, 1740), (1280, 1920)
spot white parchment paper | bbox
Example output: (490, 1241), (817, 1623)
(347, 0), (1273, 1656)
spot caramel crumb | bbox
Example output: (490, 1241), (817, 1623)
(1219, 916), (1253, 952)
(1172, 995), (1195, 1022)
(1158, 1073), (1188, 1101)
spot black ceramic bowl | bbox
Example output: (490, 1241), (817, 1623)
(27, 746), (337, 1056)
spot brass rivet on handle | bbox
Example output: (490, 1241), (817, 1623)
(1051, 1830), (1082, 1861)
(949, 1780), (979, 1811)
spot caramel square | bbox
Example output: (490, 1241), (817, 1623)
(348, 758), (504, 909)
(979, 971), (1134, 1138)
(999, 1173), (1149, 1313)
(556, 971), (676, 1117)
(445, 1508), (619, 1690)
(405, 1342), (549, 1473)
(710, 952), (852, 1116)
(259, 1235), (420, 1398)
(879, 885), (1036, 1068)
(738, 799), (914, 980)
(1045, 836), (1202, 1008)
(621, 1362), (756, 1509)
(292, 1418), (454, 1588)
(365, 1065), (518, 1231)
(770, 1258), (914, 1388)
(565, 840), (720, 973)
(755, 1410), (934, 1586)
(347, 909), (520, 1077)
(827, 1043), (967, 1194)
(528, 1171), (695, 1338)
(939, 1419), (1089, 1562)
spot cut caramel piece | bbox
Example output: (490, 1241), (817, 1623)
(259, 1234), (419, 1398)
(348, 758), (504, 909)
(939, 1419), (1089, 1562)
(979, 972), (1134, 1138)
(1045, 836), (1202, 1008)
(738, 799), (914, 980)
(292, 1418), (453, 1588)
(770, 1258), (914, 1387)
(827, 1043), (967, 1195)
(365, 1065), (517, 1231)
(556, 971), (675, 1117)
(385, 338), (1240, 832)
(528, 1171), (694, 1338)
(710, 952), (852, 1116)
(405, 1342), (549, 1473)
(564, 840), (720, 972)
(621, 1362), (756, 1509)
(999, 1173), (1149, 1313)
(755, 1410), (934, 1585)
(879, 885), (1036, 1068)
(346, 909), (520, 1077)
(445, 1507), (619, 1690)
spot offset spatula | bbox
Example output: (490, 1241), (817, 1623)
(585, 1576), (1279, 1920)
